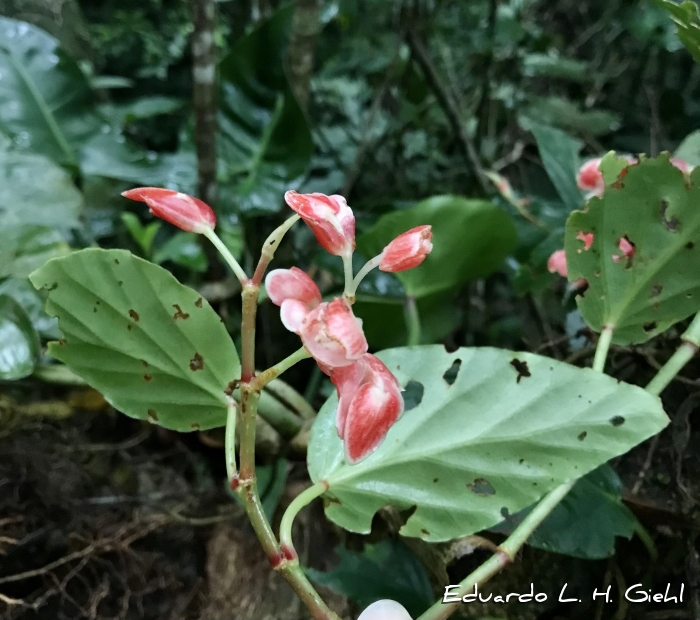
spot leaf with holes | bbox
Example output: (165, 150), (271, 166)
(565, 154), (700, 343)
(308, 346), (666, 542)
(29, 249), (240, 431)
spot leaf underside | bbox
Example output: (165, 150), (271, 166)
(309, 346), (667, 542)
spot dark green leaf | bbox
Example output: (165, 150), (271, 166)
(492, 465), (638, 559)
(306, 540), (433, 618)
(309, 346), (667, 542)
(565, 154), (700, 343)
(656, 0), (700, 62)
(121, 213), (161, 256)
(218, 4), (313, 215)
(0, 277), (59, 338)
(0, 293), (40, 379)
(0, 225), (70, 279)
(30, 249), (240, 431)
(0, 17), (101, 165)
(357, 196), (517, 298)
(153, 232), (208, 273)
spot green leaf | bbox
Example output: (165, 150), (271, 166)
(525, 121), (583, 210)
(218, 3), (313, 215)
(523, 97), (620, 137)
(565, 154), (700, 343)
(0, 225), (70, 279)
(307, 540), (434, 618)
(492, 465), (637, 559)
(522, 54), (590, 82)
(0, 150), (82, 229)
(674, 129), (700, 166)
(309, 346), (667, 542)
(80, 131), (197, 192)
(656, 0), (700, 62)
(121, 213), (161, 256)
(153, 232), (208, 273)
(0, 277), (59, 338)
(357, 196), (517, 298)
(99, 96), (185, 125)
(0, 17), (101, 165)
(29, 249), (240, 431)
(0, 293), (40, 379)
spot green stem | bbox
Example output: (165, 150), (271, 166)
(645, 312), (700, 396)
(347, 254), (382, 298)
(418, 480), (576, 620)
(342, 253), (355, 299)
(404, 295), (421, 346)
(252, 214), (300, 285)
(593, 325), (614, 373)
(253, 346), (311, 391)
(225, 397), (238, 482)
(279, 481), (328, 554)
(240, 284), (260, 383)
(203, 228), (249, 284)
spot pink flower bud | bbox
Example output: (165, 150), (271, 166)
(287, 298), (367, 368)
(379, 225), (433, 273)
(577, 158), (604, 196)
(122, 187), (216, 233)
(357, 600), (413, 620)
(284, 191), (355, 256)
(671, 157), (694, 175)
(547, 249), (568, 278)
(331, 354), (404, 464)
(265, 267), (321, 308)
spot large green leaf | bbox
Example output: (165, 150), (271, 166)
(307, 540), (434, 618)
(0, 150), (82, 229)
(0, 225), (70, 279)
(674, 129), (700, 166)
(30, 249), (240, 431)
(357, 196), (517, 298)
(526, 121), (583, 210)
(656, 0), (700, 63)
(0, 277), (59, 338)
(0, 17), (101, 165)
(492, 465), (637, 559)
(0, 293), (40, 380)
(309, 346), (667, 542)
(218, 3), (313, 215)
(565, 154), (700, 343)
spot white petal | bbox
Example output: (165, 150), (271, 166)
(357, 600), (413, 620)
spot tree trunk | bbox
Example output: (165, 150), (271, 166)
(287, 0), (322, 112)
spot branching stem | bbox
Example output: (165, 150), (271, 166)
(203, 228), (249, 284)
(279, 481), (328, 555)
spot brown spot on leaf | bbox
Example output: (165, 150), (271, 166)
(687, 242), (695, 250)
(114, 258), (120, 265)
(225, 380), (239, 396)
(195, 297), (203, 308)
(127, 324), (133, 331)
(420, 528), (430, 536)
(519, 458), (524, 464)
(578, 431), (587, 441)
(189, 353), (204, 371)
(467, 478), (496, 496)
(650, 283), (663, 298)
(643, 321), (658, 333)
(433, 478), (439, 483)
(128, 309), (140, 322)
(144, 374), (152, 382)
(141, 360), (149, 367)
(509, 359), (531, 383)
(611, 180), (624, 190)
(610, 416), (625, 427)
(173, 304), (190, 321)
(660, 200), (680, 232)
(191, 423), (201, 431)
(58, 338), (66, 346)
(93, 307), (97, 313)
(147, 409), (158, 422)
(118, 281), (124, 286)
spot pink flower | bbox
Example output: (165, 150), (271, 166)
(577, 158), (605, 197)
(266, 267), (321, 308)
(284, 191), (355, 256)
(671, 157), (694, 175)
(379, 226), (433, 272)
(576, 232), (594, 251)
(547, 249), (568, 278)
(122, 187), (216, 233)
(330, 354), (404, 464)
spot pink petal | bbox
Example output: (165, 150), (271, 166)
(577, 159), (604, 193)
(265, 267), (321, 307)
(122, 187), (216, 233)
(547, 249), (568, 278)
(280, 299), (311, 332)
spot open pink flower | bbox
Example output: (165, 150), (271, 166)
(547, 249), (568, 277)
(329, 354), (404, 463)
(379, 226), (433, 272)
(284, 191), (355, 256)
(577, 156), (638, 198)
(266, 267), (321, 308)
(122, 187), (216, 233)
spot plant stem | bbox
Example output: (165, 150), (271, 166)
(347, 254), (382, 297)
(240, 284), (260, 383)
(252, 214), (301, 285)
(593, 325), (614, 373)
(253, 346), (311, 391)
(203, 228), (249, 284)
(342, 253), (355, 300)
(279, 481), (328, 554)
(404, 295), (422, 346)
(418, 479), (576, 620)
(646, 312), (700, 396)
(225, 397), (238, 482)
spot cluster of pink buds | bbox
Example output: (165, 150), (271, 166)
(121, 187), (434, 464)
(267, 191), (433, 463)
